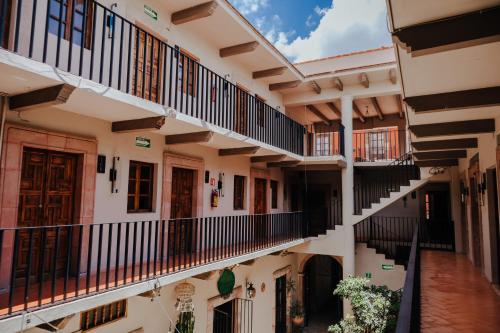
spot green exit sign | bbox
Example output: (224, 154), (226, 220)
(382, 264), (394, 270)
(365, 272), (372, 278)
(135, 136), (151, 148)
(144, 5), (158, 21)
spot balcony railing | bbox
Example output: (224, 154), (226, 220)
(353, 128), (407, 162)
(0, 212), (303, 317)
(305, 124), (345, 157)
(0, 0), (304, 155)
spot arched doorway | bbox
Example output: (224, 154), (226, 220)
(303, 255), (343, 331)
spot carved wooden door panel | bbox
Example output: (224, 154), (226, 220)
(132, 29), (163, 102)
(170, 167), (194, 260)
(253, 178), (267, 214)
(16, 148), (77, 283)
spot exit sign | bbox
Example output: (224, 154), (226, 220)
(144, 5), (158, 21)
(382, 264), (394, 270)
(135, 136), (151, 148)
(365, 272), (372, 278)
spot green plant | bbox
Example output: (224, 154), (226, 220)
(286, 277), (297, 294)
(328, 277), (401, 333)
(175, 312), (195, 333)
(289, 300), (304, 318)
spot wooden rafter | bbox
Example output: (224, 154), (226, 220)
(326, 102), (341, 118)
(171, 1), (218, 25)
(414, 159), (459, 167)
(412, 138), (478, 151)
(396, 95), (404, 118)
(410, 119), (495, 137)
(352, 101), (366, 123)
(404, 86), (500, 112)
(250, 154), (286, 163)
(413, 150), (467, 160)
(371, 97), (384, 120)
(220, 41), (259, 58)
(306, 104), (329, 125)
(165, 131), (213, 144)
(269, 80), (301, 91)
(9, 84), (75, 111)
(219, 146), (259, 156)
(311, 81), (321, 94)
(112, 116), (166, 133)
(267, 161), (300, 168)
(333, 77), (343, 91)
(393, 5), (500, 56)
(389, 68), (397, 84)
(359, 73), (369, 88)
(252, 67), (286, 79)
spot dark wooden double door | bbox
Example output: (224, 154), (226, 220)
(170, 167), (195, 257)
(16, 148), (78, 284)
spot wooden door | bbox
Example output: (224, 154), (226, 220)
(254, 178), (267, 214)
(275, 275), (287, 333)
(170, 167), (194, 259)
(132, 29), (164, 102)
(235, 85), (249, 136)
(17, 148), (78, 283)
(460, 179), (469, 255)
(468, 159), (483, 268)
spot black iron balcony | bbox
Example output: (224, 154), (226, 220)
(0, 0), (305, 155)
(0, 212), (303, 317)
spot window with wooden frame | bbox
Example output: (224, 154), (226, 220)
(127, 160), (154, 213)
(177, 47), (199, 97)
(80, 299), (127, 331)
(271, 180), (278, 209)
(315, 132), (331, 156)
(256, 94), (266, 127)
(234, 175), (246, 210)
(48, 0), (94, 49)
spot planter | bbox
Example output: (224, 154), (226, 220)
(292, 316), (304, 327)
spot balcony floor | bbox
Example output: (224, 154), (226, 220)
(421, 250), (500, 332)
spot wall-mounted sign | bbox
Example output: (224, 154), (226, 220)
(217, 269), (235, 299)
(365, 272), (372, 278)
(382, 264), (394, 271)
(135, 136), (151, 148)
(144, 5), (158, 21)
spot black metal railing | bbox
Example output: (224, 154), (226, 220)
(305, 124), (345, 157)
(353, 153), (420, 215)
(353, 129), (407, 162)
(0, 212), (302, 317)
(395, 224), (420, 333)
(0, 0), (304, 155)
(305, 197), (342, 237)
(354, 216), (455, 266)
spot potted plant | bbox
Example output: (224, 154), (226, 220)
(289, 300), (305, 327)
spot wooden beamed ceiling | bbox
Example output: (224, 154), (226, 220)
(393, 5), (500, 56)
(405, 86), (500, 112)
(333, 77), (343, 91)
(396, 95), (404, 118)
(9, 84), (75, 111)
(359, 73), (369, 88)
(389, 68), (397, 85)
(415, 159), (459, 167)
(352, 101), (366, 123)
(371, 97), (384, 120)
(219, 146), (259, 156)
(409, 119), (495, 137)
(267, 161), (300, 168)
(252, 67), (286, 79)
(269, 80), (301, 91)
(306, 105), (330, 125)
(112, 116), (166, 133)
(220, 41), (259, 58)
(250, 154), (285, 163)
(412, 138), (478, 151)
(326, 102), (341, 118)
(165, 131), (213, 144)
(311, 81), (321, 94)
(171, 1), (218, 25)
(413, 150), (467, 160)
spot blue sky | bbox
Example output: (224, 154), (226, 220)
(228, 0), (392, 62)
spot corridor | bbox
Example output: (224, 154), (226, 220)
(421, 251), (500, 332)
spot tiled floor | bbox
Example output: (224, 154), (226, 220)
(421, 250), (500, 333)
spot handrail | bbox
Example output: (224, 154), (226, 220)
(395, 223), (420, 333)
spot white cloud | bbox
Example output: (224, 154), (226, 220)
(275, 0), (392, 62)
(306, 15), (315, 28)
(231, 0), (269, 15)
(314, 6), (328, 16)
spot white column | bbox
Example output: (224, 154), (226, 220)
(341, 95), (355, 316)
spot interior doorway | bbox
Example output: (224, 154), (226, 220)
(275, 275), (287, 333)
(214, 300), (234, 333)
(16, 147), (79, 284)
(487, 167), (500, 285)
(306, 186), (329, 237)
(468, 157), (483, 269)
(303, 255), (343, 331)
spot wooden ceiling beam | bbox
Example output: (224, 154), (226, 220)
(393, 5), (500, 56)
(250, 154), (286, 163)
(404, 86), (500, 112)
(371, 97), (384, 121)
(412, 138), (478, 151)
(267, 161), (300, 168)
(165, 131), (213, 144)
(220, 41), (259, 58)
(112, 116), (166, 133)
(171, 1), (218, 25)
(359, 73), (369, 88)
(414, 159), (459, 167)
(413, 150), (467, 160)
(326, 102), (341, 118)
(311, 81), (321, 94)
(269, 80), (301, 91)
(333, 77), (343, 91)
(409, 119), (495, 137)
(352, 101), (366, 123)
(306, 105), (330, 125)
(252, 67), (286, 79)
(9, 84), (75, 111)
(389, 68), (397, 84)
(219, 146), (259, 156)
(396, 94), (404, 118)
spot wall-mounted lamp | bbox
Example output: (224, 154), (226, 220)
(246, 280), (256, 299)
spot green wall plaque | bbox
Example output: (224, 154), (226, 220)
(217, 269), (235, 298)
